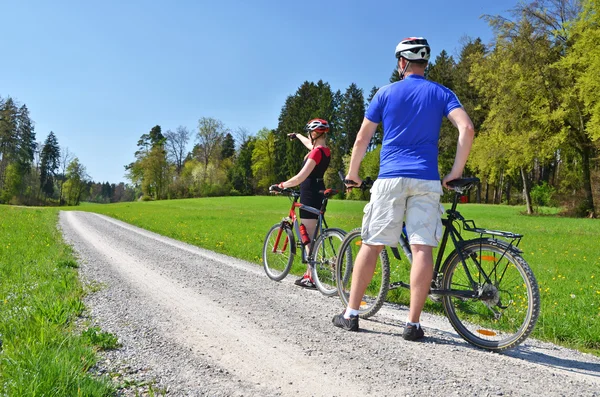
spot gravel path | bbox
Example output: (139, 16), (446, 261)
(59, 211), (600, 397)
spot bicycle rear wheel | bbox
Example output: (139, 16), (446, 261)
(262, 223), (295, 281)
(441, 239), (540, 351)
(335, 228), (390, 318)
(312, 228), (346, 297)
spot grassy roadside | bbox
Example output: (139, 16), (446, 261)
(77, 196), (600, 356)
(0, 206), (114, 396)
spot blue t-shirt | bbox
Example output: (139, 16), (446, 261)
(365, 75), (462, 180)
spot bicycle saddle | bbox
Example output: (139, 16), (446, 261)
(447, 177), (480, 192)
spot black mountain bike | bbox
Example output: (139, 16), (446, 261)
(335, 177), (540, 351)
(263, 186), (346, 296)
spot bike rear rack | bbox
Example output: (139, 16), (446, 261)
(461, 219), (523, 252)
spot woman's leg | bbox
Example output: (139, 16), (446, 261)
(300, 217), (318, 264)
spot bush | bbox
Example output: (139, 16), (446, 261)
(530, 182), (556, 207)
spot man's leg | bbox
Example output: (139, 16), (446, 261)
(407, 244), (434, 323)
(332, 243), (384, 331)
(348, 243), (384, 310)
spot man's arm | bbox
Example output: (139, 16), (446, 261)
(443, 107), (475, 188)
(346, 118), (379, 185)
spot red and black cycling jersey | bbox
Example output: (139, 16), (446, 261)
(299, 146), (331, 220)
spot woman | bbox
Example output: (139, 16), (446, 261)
(275, 118), (331, 289)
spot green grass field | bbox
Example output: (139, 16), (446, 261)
(0, 206), (115, 396)
(77, 196), (600, 356)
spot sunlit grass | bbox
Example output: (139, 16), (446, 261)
(0, 206), (115, 395)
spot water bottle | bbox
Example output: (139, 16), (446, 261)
(299, 224), (311, 245)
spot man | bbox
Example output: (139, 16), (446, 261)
(332, 37), (475, 341)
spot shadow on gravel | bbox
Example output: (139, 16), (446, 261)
(363, 317), (474, 349)
(503, 347), (600, 378)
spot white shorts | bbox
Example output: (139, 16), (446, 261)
(361, 177), (444, 247)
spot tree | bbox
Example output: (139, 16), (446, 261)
(63, 157), (88, 205)
(39, 131), (60, 199)
(126, 125), (170, 200)
(0, 97), (19, 194)
(57, 147), (74, 205)
(366, 87), (384, 149)
(427, 50), (456, 88)
(229, 136), (255, 195)
(469, 3), (585, 213)
(559, 0), (600, 215)
(221, 132), (235, 160)
(337, 83), (365, 160)
(15, 104), (36, 196)
(196, 117), (227, 177)
(251, 128), (277, 191)
(164, 126), (190, 175)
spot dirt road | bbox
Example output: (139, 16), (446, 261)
(59, 211), (600, 397)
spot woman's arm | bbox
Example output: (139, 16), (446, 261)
(279, 159), (316, 189)
(288, 133), (313, 150)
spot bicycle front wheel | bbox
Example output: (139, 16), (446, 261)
(312, 228), (346, 297)
(335, 228), (390, 318)
(262, 223), (295, 281)
(441, 239), (540, 351)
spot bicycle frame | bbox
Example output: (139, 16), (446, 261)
(272, 189), (337, 264)
(387, 182), (525, 300)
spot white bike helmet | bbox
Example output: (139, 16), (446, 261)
(395, 37), (431, 62)
(304, 118), (330, 134)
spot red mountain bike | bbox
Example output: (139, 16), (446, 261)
(263, 186), (347, 296)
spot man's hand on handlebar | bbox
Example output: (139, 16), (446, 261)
(344, 174), (362, 190)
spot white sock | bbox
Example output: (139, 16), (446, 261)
(344, 308), (359, 319)
(407, 321), (420, 329)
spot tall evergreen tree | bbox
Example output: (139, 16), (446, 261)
(0, 97), (19, 193)
(39, 131), (60, 199)
(366, 86), (384, 149)
(229, 136), (255, 195)
(221, 132), (235, 159)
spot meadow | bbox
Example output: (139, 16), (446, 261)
(78, 195), (600, 356)
(0, 206), (115, 396)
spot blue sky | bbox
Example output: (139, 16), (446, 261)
(1, 0), (518, 184)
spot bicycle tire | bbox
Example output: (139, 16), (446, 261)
(441, 238), (540, 351)
(335, 228), (390, 318)
(312, 228), (346, 297)
(262, 223), (295, 281)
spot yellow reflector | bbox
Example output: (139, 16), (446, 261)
(476, 329), (497, 336)
(480, 255), (496, 262)
(355, 240), (362, 246)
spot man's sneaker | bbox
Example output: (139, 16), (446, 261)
(294, 274), (316, 289)
(402, 324), (425, 341)
(332, 312), (359, 332)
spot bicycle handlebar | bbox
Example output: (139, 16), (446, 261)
(269, 185), (338, 198)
